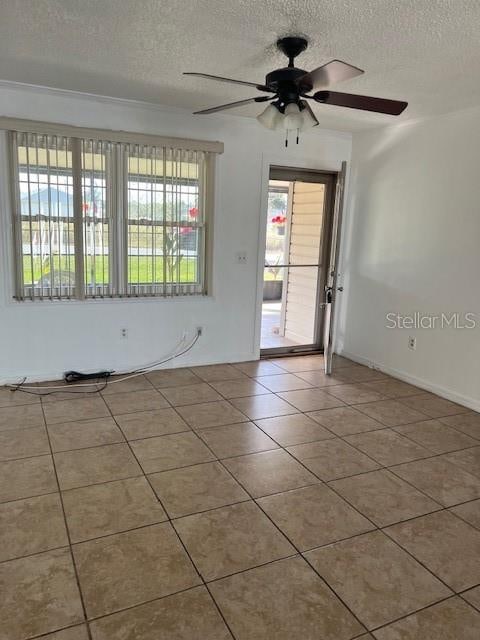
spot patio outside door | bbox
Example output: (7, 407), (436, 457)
(260, 166), (336, 355)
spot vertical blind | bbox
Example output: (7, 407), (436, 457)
(125, 145), (205, 297)
(9, 127), (216, 300)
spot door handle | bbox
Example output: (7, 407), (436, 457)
(325, 285), (343, 303)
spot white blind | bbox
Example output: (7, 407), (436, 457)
(9, 127), (217, 300)
(124, 144), (205, 297)
(0, 116), (223, 153)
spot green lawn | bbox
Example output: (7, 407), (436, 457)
(264, 271), (284, 282)
(23, 255), (198, 285)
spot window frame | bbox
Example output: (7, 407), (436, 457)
(5, 119), (221, 302)
(123, 145), (207, 298)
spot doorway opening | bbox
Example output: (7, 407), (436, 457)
(260, 167), (336, 355)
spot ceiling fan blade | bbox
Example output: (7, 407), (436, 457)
(312, 91), (408, 115)
(193, 95), (271, 115)
(301, 100), (319, 126)
(184, 72), (271, 92)
(299, 60), (364, 90)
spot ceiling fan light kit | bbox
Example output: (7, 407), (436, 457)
(256, 100), (317, 146)
(283, 103), (303, 129)
(256, 103), (281, 130)
(185, 36), (408, 146)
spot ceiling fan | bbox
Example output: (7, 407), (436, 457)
(184, 36), (408, 145)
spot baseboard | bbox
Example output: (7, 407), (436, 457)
(0, 351), (259, 385)
(339, 349), (480, 413)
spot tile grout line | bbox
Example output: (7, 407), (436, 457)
(184, 433), (371, 636)
(260, 386), (480, 492)
(12, 419), (478, 465)
(27, 583), (236, 638)
(5, 481), (480, 569)
(295, 456), (480, 612)
(12, 537), (480, 640)
(447, 503), (480, 531)
(38, 396), (94, 640)
(6, 476), (480, 569)
(0, 485), (60, 507)
(247, 407), (476, 508)
(2, 384), (479, 504)
(256, 433), (462, 598)
(350, 592), (460, 637)
(2, 360), (480, 638)
(27, 622), (93, 640)
(107, 405), (238, 640)
(458, 590), (480, 613)
(2, 370), (474, 426)
(231, 371), (480, 607)
(2, 401), (479, 504)
(285, 430), (480, 602)
(136, 369), (375, 631)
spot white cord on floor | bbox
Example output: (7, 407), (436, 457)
(8, 330), (201, 394)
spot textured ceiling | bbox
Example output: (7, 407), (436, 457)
(0, 0), (479, 132)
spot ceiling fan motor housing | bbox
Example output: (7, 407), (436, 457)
(265, 67), (313, 105)
(269, 36), (313, 107)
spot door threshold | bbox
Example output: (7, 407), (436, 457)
(261, 349), (324, 360)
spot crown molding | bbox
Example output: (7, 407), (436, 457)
(0, 78), (352, 141)
(0, 78), (193, 115)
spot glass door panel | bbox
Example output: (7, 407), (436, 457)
(260, 170), (335, 355)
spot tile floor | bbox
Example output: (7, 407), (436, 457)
(1, 355), (480, 639)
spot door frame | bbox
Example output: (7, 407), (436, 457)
(258, 164), (337, 357)
(324, 161), (347, 373)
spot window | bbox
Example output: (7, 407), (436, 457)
(8, 124), (220, 300)
(125, 145), (205, 296)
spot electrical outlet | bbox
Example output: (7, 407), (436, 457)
(408, 336), (416, 350)
(121, 328), (128, 339)
(235, 251), (247, 265)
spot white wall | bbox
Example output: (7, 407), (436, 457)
(337, 107), (480, 411)
(0, 81), (351, 382)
